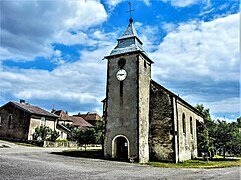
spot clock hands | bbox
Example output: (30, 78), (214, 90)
(116, 69), (127, 81)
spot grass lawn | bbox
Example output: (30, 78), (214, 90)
(147, 157), (241, 168)
(13, 142), (38, 147)
(1, 140), (38, 147)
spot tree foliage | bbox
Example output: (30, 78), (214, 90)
(33, 125), (51, 140)
(213, 120), (241, 158)
(195, 104), (212, 122)
(65, 122), (105, 150)
(195, 104), (214, 156)
(76, 128), (96, 150)
(33, 125), (59, 142)
(94, 121), (104, 144)
(195, 104), (241, 158)
(237, 117), (241, 128)
(65, 124), (78, 141)
(48, 130), (60, 142)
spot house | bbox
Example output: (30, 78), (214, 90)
(74, 112), (102, 126)
(52, 109), (93, 129)
(70, 116), (94, 129)
(51, 110), (73, 139)
(51, 110), (73, 125)
(0, 101), (69, 141)
(103, 17), (204, 163)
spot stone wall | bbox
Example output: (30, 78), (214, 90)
(176, 101), (203, 161)
(149, 82), (175, 162)
(138, 55), (151, 163)
(104, 53), (152, 162)
(104, 54), (139, 160)
(43, 141), (77, 148)
(0, 103), (30, 141)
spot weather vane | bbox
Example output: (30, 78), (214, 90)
(126, 2), (135, 23)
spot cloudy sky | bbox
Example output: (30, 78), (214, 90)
(0, 0), (239, 121)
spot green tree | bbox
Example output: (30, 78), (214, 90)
(94, 121), (104, 144)
(65, 124), (79, 141)
(33, 125), (52, 140)
(214, 120), (241, 158)
(237, 117), (241, 128)
(76, 128), (96, 151)
(195, 104), (212, 122)
(48, 130), (60, 142)
(195, 104), (214, 156)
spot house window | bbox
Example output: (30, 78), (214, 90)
(0, 116), (2, 126)
(41, 117), (46, 125)
(8, 114), (13, 129)
(182, 113), (186, 144)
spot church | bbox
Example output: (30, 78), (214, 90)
(103, 17), (204, 163)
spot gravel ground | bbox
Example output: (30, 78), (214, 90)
(0, 140), (240, 180)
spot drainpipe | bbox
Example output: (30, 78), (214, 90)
(173, 97), (179, 163)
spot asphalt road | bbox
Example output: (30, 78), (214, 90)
(0, 141), (240, 180)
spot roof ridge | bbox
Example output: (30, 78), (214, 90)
(11, 101), (58, 118)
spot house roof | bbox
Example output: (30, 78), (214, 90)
(5, 102), (59, 118)
(56, 123), (71, 133)
(76, 112), (102, 121)
(70, 116), (94, 128)
(52, 110), (73, 122)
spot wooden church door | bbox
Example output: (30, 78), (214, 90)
(116, 137), (128, 161)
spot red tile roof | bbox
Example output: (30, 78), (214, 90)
(11, 102), (58, 118)
(70, 116), (94, 128)
(52, 110), (73, 122)
(77, 112), (102, 121)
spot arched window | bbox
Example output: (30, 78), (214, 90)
(8, 114), (13, 129)
(182, 113), (186, 144)
(182, 113), (186, 134)
(190, 117), (193, 137)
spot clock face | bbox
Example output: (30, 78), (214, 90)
(116, 69), (127, 81)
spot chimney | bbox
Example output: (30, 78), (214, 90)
(20, 99), (25, 104)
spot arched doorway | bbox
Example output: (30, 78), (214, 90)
(112, 135), (129, 161)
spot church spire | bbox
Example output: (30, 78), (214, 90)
(105, 2), (153, 63)
(127, 2), (134, 24)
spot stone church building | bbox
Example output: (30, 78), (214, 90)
(103, 18), (204, 163)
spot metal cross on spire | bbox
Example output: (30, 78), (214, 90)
(127, 2), (135, 23)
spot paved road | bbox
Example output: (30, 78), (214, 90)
(0, 141), (240, 180)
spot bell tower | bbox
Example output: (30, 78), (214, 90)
(103, 17), (153, 163)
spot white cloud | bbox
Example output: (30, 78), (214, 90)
(171, 0), (197, 7)
(0, 38), (115, 113)
(0, 1), (107, 61)
(105, 0), (151, 9)
(160, 0), (198, 7)
(206, 97), (240, 114)
(151, 13), (239, 83)
(148, 13), (239, 117)
(161, 22), (178, 33)
(105, 0), (125, 8)
(134, 23), (160, 52)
